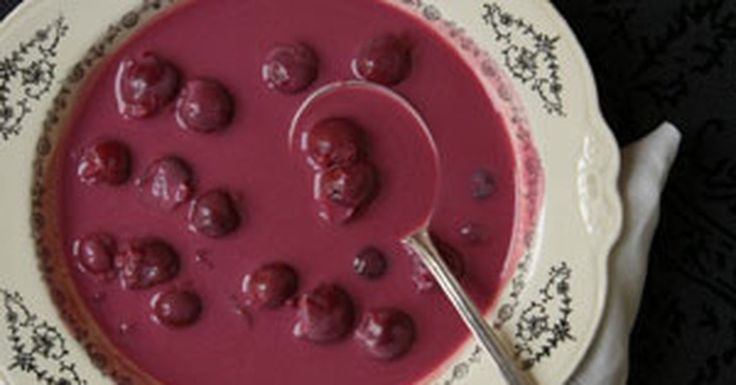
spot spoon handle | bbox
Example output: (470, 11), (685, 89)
(404, 230), (532, 385)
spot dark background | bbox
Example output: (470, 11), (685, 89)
(3, 0), (736, 384)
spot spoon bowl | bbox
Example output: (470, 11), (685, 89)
(290, 80), (532, 385)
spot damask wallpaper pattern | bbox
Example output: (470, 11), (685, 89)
(552, 0), (736, 384)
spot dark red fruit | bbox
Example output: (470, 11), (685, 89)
(262, 43), (319, 94)
(73, 233), (116, 277)
(315, 162), (377, 224)
(77, 141), (131, 186)
(135, 156), (194, 211)
(293, 284), (355, 343)
(355, 308), (416, 360)
(472, 169), (496, 200)
(176, 79), (234, 133)
(188, 190), (240, 238)
(115, 52), (180, 119)
(152, 289), (203, 328)
(353, 247), (388, 279)
(353, 34), (412, 86)
(242, 263), (299, 309)
(115, 238), (179, 290)
(409, 235), (465, 292)
(302, 118), (364, 169)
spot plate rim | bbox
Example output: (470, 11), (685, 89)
(0, 0), (623, 384)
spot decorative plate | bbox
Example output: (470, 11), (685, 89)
(0, 0), (622, 384)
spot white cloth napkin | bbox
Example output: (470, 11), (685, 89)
(569, 122), (682, 385)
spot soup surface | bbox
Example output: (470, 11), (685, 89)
(54, 0), (517, 384)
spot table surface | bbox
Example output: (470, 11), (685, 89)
(2, 0), (736, 384)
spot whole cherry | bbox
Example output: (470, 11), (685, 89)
(471, 169), (496, 200)
(353, 247), (388, 279)
(77, 140), (131, 186)
(135, 156), (195, 211)
(355, 308), (416, 360)
(353, 34), (412, 86)
(315, 162), (377, 224)
(152, 289), (203, 328)
(73, 233), (117, 278)
(115, 52), (180, 119)
(262, 43), (319, 94)
(188, 190), (241, 238)
(242, 263), (299, 309)
(176, 79), (234, 134)
(302, 118), (364, 169)
(115, 238), (179, 290)
(293, 284), (355, 343)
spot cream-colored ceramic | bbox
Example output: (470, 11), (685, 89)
(0, 1), (622, 385)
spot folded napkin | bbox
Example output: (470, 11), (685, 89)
(569, 122), (682, 385)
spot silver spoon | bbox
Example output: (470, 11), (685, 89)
(404, 230), (530, 385)
(290, 80), (531, 385)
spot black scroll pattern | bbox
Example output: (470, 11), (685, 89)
(0, 16), (68, 141)
(1, 288), (86, 385)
